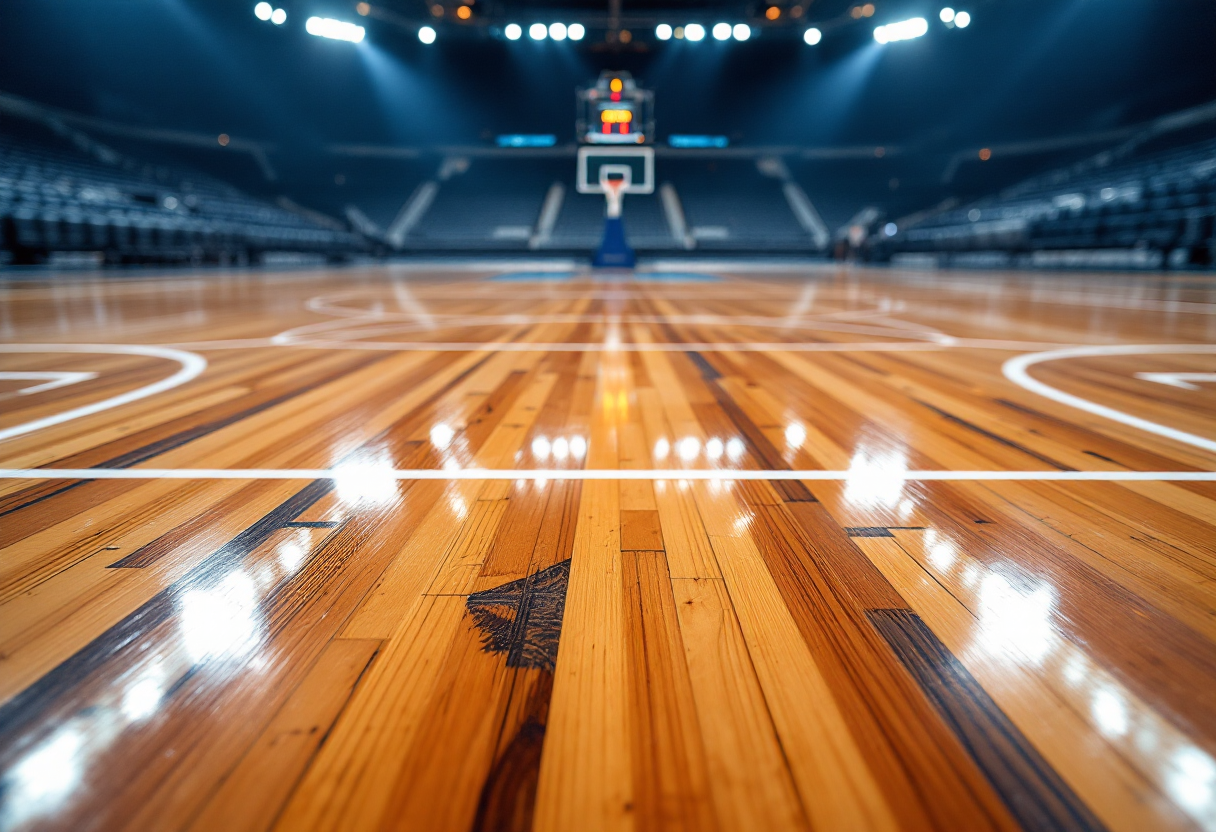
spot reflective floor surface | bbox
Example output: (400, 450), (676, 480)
(1, 262), (1215, 831)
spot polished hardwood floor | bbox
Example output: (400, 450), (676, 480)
(1, 262), (1215, 832)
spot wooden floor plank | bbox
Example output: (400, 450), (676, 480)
(187, 638), (382, 832)
(622, 549), (718, 832)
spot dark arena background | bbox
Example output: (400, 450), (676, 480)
(2, 1), (1216, 831)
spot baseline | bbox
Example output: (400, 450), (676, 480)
(0, 468), (1212, 482)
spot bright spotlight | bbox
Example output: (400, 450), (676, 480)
(939, 7), (955, 23)
(418, 25), (436, 43)
(685, 23), (705, 41)
(504, 22), (522, 39)
(270, 7), (286, 24)
(305, 17), (366, 43)
(655, 23), (672, 40)
(254, 2), (272, 21)
(568, 22), (585, 40)
(529, 22), (547, 40)
(732, 23), (750, 40)
(954, 10), (970, 27)
(874, 17), (927, 44)
(712, 22), (731, 40)
(803, 27), (822, 44)
(549, 22), (567, 40)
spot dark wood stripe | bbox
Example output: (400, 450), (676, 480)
(746, 499), (1023, 830)
(845, 527), (895, 538)
(685, 351), (817, 503)
(0, 479), (333, 761)
(915, 399), (1074, 472)
(109, 478), (333, 568)
(469, 672), (554, 832)
(284, 520), (341, 528)
(867, 608), (1109, 832)
(684, 350), (723, 380)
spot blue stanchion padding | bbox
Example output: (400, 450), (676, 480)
(593, 217), (635, 268)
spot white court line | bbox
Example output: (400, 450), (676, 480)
(1003, 344), (1216, 455)
(0, 468), (1212, 482)
(0, 371), (98, 395)
(272, 318), (953, 347)
(0, 344), (206, 443)
(272, 340), (956, 353)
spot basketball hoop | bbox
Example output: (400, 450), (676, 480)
(602, 176), (627, 219)
(578, 146), (653, 268)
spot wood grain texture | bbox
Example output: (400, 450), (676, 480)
(1, 265), (1214, 832)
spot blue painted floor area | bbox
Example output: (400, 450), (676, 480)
(491, 270), (721, 282)
(490, 271), (582, 281)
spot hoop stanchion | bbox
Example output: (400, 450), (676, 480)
(594, 179), (635, 267)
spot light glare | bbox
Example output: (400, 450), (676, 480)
(418, 25), (436, 43)
(655, 23), (672, 40)
(685, 23), (705, 41)
(939, 7), (955, 22)
(733, 23), (750, 40)
(803, 27), (822, 45)
(334, 461), (398, 506)
(532, 436), (551, 459)
(654, 438), (670, 460)
(954, 10), (970, 27)
(529, 22), (547, 39)
(254, 2), (272, 21)
(270, 7), (286, 24)
(429, 423), (454, 449)
(549, 22), (567, 40)
(505, 23), (522, 39)
(712, 22), (731, 40)
(305, 17), (366, 43)
(677, 437), (700, 461)
(874, 17), (928, 43)
(568, 22), (585, 40)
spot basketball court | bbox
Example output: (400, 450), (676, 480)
(2, 261), (1215, 831)
(3, 4), (1216, 827)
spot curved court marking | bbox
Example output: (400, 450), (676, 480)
(0, 344), (207, 443)
(0, 468), (1212, 481)
(0, 371), (99, 395)
(1003, 344), (1216, 455)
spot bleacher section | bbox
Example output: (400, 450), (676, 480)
(882, 137), (1216, 267)
(407, 160), (560, 250)
(665, 160), (811, 251)
(0, 131), (362, 265)
(389, 156), (818, 253)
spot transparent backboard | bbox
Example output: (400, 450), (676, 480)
(576, 147), (655, 194)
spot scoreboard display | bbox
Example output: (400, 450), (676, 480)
(576, 71), (654, 145)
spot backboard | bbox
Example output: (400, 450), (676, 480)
(576, 147), (655, 195)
